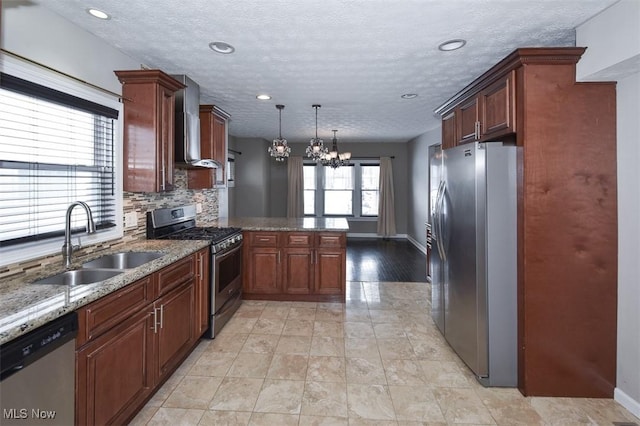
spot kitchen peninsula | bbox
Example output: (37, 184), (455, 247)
(211, 217), (349, 302)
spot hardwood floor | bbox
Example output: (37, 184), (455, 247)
(346, 238), (427, 282)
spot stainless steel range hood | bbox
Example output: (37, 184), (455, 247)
(172, 74), (222, 168)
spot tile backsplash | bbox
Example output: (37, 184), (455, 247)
(0, 169), (218, 281)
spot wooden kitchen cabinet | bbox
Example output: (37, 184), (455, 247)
(434, 48), (617, 398)
(243, 231), (346, 302)
(155, 280), (195, 381)
(76, 306), (155, 426)
(75, 253), (201, 426)
(314, 233), (346, 295)
(115, 70), (185, 193)
(441, 111), (456, 150)
(444, 71), (516, 147)
(187, 105), (229, 189)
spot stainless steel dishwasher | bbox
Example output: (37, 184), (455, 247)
(1, 312), (77, 426)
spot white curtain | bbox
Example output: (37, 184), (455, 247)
(377, 157), (396, 236)
(287, 156), (304, 218)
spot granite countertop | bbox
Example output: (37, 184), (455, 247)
(208, 217), (350, 232)
(0, 239), (210, 345)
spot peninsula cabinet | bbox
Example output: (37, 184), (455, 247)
(115, 70), (185, 193)
(75, 253), (202, 426)
(435, 47), (617, 398)
(243, 231), (346, 302)
(187, 105), (229, 189)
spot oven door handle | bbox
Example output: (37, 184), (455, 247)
(215, 242), (243, 262)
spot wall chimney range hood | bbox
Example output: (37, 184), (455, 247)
(172, 74), (221, 168)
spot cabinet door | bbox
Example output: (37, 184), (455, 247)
(314, 248), (346, 295)
(442, 111), (457, 150)
(195, 248), (210, 337)
(480, 71), (516, 139)
(159, 85), (175, 192)
(156, 280), (196, 380)
(213, 114), (227, 186)
(456, 97), (480, 144)
(246, 248), (281, 294)
(76, 308), (155, 426)
(282, 248), (313, 295)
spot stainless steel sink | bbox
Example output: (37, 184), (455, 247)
(81, 251), (164, 269)
(32, 269), (123, 286)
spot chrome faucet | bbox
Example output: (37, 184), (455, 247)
(62, 201), (96, 268)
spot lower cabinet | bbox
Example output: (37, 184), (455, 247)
(75, 252), (206, 426)
(156, 280), (195, 380)
(76, 308), (155, 426)
(243, 231), (346, 302)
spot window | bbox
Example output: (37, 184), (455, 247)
(0, 72), (118, 249)
(303, 164), (316, 215)
(323, 165), (354, 216)
(304, 161), (380, 218)
(361, 165), (380, 216)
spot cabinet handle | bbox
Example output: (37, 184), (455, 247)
(310, 249), (314, 265)
(277, 250), (281, 264)
(199, 255), (204, 279)
(159, 305), (164, 329)
(259, 238), (270, 242)
(149, 309), (158, 333)
(315, 250), (318, 265)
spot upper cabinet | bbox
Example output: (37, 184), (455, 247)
(115, 70), (185, 192)
(187, 105), (229, 189)
(443, 71), (516, 146)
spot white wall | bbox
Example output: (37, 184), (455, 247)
(407, 126), (440, 250)
(577, 0), (640, 417)
(1, 2), (140, 93)
(232, 138), (272, 217)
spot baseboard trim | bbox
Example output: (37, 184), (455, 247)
(347, 232), (409, 239)
(407, 235), (427, 254)
(615, 387), (640, 420)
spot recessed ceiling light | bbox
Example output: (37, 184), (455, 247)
(256, 94), (272, 100)
(401, 93), (418, 99)
(209, 42), (235, 54)
(438, 39), (466, 51)
(86, 8), (110, 20)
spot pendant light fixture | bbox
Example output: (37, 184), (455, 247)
(268, 104), (291, 162)
(306, 104), (328, 162)
(322, 130), (351, 169)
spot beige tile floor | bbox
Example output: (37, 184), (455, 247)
(130, 281), (639, 426)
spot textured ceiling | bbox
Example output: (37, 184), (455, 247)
(35, 0), (617, 143)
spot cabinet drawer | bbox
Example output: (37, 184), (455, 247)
(316, 233), (346, 248)
(285, 232), (313, 247)
(77, 275), (154, 346)
(249, 232), (279, 247)
(156, 255), (194, 297)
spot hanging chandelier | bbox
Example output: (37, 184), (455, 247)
(306, 104), (328, 162)
(322, 130), (351, 169)
(268, 104), (291, 162)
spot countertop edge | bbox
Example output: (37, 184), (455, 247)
(0, 240), (210, 346)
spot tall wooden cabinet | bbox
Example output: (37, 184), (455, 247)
(435, 48), (617, 398)
(187, 105), (229, 189)
(115, 70), (185, 192)
(243, 231), (346, 302)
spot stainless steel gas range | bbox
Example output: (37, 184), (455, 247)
(147, 205), (242, 338)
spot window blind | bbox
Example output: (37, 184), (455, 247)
(0, 74), (117, 247)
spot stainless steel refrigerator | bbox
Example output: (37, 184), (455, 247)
(430, 141), (517, 387)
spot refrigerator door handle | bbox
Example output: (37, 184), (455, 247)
(439, 183), (448, 261)
(434, 180), (446, 261)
